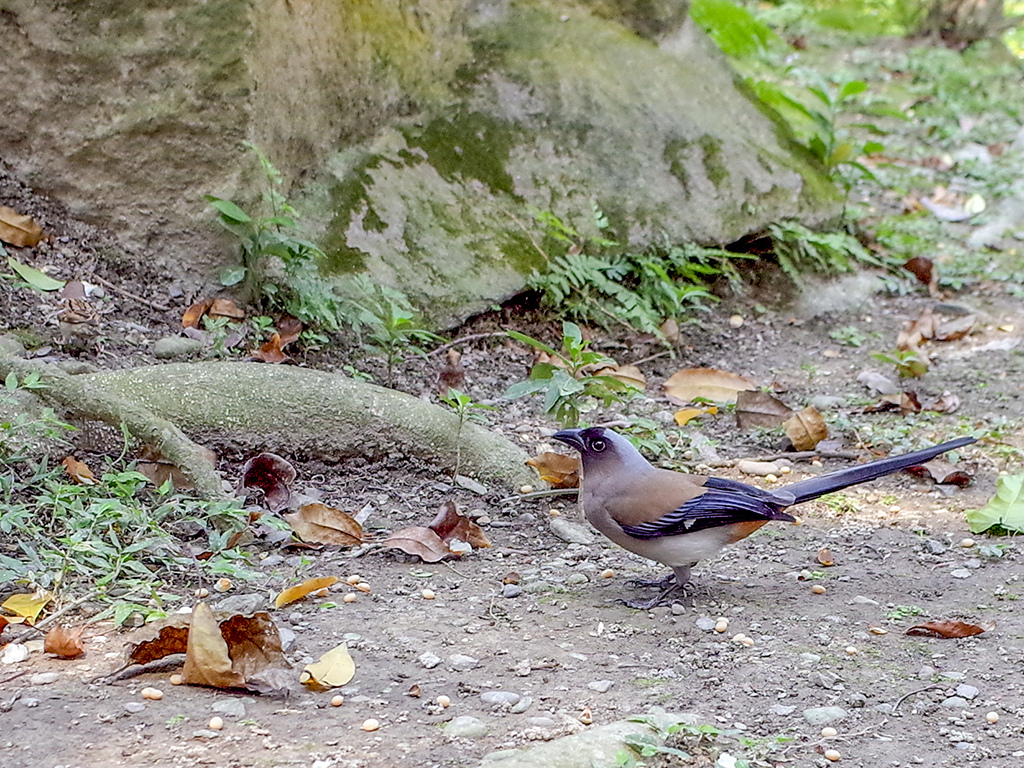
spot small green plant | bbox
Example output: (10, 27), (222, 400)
(873, 348), (928, 378)
(829, 325), (870, 347)
(887, 604), (924, 620)
(206, 143), (342, 328)
(768, 221), (886, 284)
(1, 373), (73, 462)
(337, 275), (442, 386)
(624, 716), (754, 765)
(440, 389), (496, 479)
(503, 322), (639, 427)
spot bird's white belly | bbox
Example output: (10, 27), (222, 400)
(586, 507), (734, 567)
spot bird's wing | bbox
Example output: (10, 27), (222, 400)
(616, 477), (795, 541)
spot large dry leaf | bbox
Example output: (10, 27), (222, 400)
(863, 392), (921, 415)
(906, 620), (992, 638)
(181, 603), (288, 690)
(664, 368), (755, 405)
(208, 297), (246, 321)
(784, 407), (828, 451)
(903, 460), (973, 486)
(182, 299), (213, 329)
(925, 391), (960, 414)
(125, 618), (191, 665)
(137, 444), (218, 490)
(239, 452), (296, 513)
(595, 364), (646, 389)
(44, 625), (86, 659)
(527, 452), (581, 489)
(301, 642), (355, 689)
(283, 503), (363, 546)
(0, 206), (44, 247)
(383, 526), (454, 563)
(250, 332), (296, 364)
(735, 390), (793, 430)
(429, 500), (491, 548)
(62, 456), (97, 485)
(2, 589), (53, 623)
(0, 615), (9, 636)
(274, 576), (340, 609)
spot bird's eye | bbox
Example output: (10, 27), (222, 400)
(590, 438), (607, 452)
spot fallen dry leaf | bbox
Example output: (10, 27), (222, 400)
(735, 390), (793, 430)
(208, 297), (246, 321)
(664, 368), (755, 405)
(0, 615), (8, 636)
(857, 370), (898, 395)
(301, 642), (355, 689)
(239, 452), (296, 513)
(274, 576), (340, 609)
(44, 625), (86, 659)
(250, 332), (295, 364)
(62, 456), (97, 485)
(925, 391), (960, 413)
(598, 363), (646, 390)
(817, 548), (835, 567)
(904, 460), (973, 486)
(124, 618), (191, 666)
(0, 206), (44, 247)
(863, 391), (922, 415)
(382, 526), (455, 563)
(934, 314), (976, 341)
(429, 500), (490, 549)
(2, 589), (53, 624)
(136, 444), (218, 490)
(277, 315), (303, 337)
(673, 407), (705, 426)
(897, 307), (937, 350)
(181, 603), (289, 690)
(527, 452), (581, 489)
(283, 503), (363, 546)
(182, 299), (214, 329)
(906, 620), (992, 638)
(784, 406), (828, 451)
(660, 318), (681, 344)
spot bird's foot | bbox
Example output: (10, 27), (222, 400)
(617, 579), (694, 610)
(624, 574), (678, 591)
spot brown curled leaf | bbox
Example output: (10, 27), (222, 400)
(906, 620), (992, 638)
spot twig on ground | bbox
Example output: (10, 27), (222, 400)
(91, 274), (172, 313)
(428, 332), (512, 357)
(893, 684), (943, 711)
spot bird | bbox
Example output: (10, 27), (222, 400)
(552, 426), (975, 607)
(437, 349), (466, 398)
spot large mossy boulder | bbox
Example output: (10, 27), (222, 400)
(0, 0), (839, 325)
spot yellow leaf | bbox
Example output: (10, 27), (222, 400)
(784, 406), (828, 451)
(301, 642), (355, 689)
(0, 206), (44, 247)
(673, 408), (704, 426)
(2, 589), (53, 623)
(274, 576), (340, 609)
(181, 602), (242, 689)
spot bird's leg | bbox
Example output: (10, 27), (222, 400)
(618, 564), (694, 610)
(624, 573), (678, 590)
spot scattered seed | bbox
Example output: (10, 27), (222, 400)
(821, 727), (838, 738)
(208, 716), (224, 731)
(811, 460), (823, 468)
(355, 583), (372, 593)
(961, 538), (976, 548)
(421, 589), (436, 600)
(765, 473), (778, 483)
(889, 506), (901, 514)
(215, 578), (232, 593)
(141, 687), (163, 700)
(986, 711), (999, 724)
(331, 695), (344, 707)
(343, 593), (357, 603)
(503, 572), (520, 585)
(437, 695), (451, 708)
(578, 706), (593, 725)
(780, 466), (791, 474)
(799, 570), (813, 581)
(845, 646), (858, 655)
(600, 569), (616, 579)
(714, 617), (729, 633)
(346, 575), (361, 585)
(169, 674), (183, 685)
(361, 718), (380, 732)
(817, 547), (835, 566)
(811, 584), (827, 595)
(407, 684), (421, 698)
(315, 587), (330, 597)
(548, 509), (561, 517)
(729, 314), (744, 328)
(868, 627), (888, 635)
(195, 588), (209, 598)
(824, 748), (841, 761)
(519, 485), (534, 494)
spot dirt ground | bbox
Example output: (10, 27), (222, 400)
(1, 163), (1024, 768)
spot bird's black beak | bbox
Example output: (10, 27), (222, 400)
(552, 428), (586, 453)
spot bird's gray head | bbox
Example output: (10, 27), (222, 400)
(551, 427), (650, 472)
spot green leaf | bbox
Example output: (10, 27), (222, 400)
(838, 80), (867, 101)
(220, 266), (247, 286)
(7, 256), (65, 292)
(562, 321), (583, 345)
(502, 379), (550, 400)
(506, 330), (560, 358)
(863, 141), (885, 154)
(5, 372), (17, 391)
(205, 196), (252, 223)
(967, 475), (1024, 534)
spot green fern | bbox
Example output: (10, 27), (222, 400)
(768, 221), (886, 284)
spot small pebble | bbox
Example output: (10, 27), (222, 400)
(437, 695), (451, 708)
(821, 727), (838, 738)
(502, 583), (521, 598)
(780, 466), (791, 474)
(331, 695), (344, 707)
(421, 589), (436, 600)
(765, 473), (778, 483)
(986, 711), (999, 724)
(30, 673), (59, 685)
(362, 718), (380, 732)
(355, 583), (372, 593)
(195, 588), (210, 598)
(824, 749), (841, 761)
(125, 702), (146, 713)
(868, 627), (888, 635)
(600, 569), (616, 579)
(812, 460), (823, 468)
(714, 617), (729, 633)
(215, 578), (232, 593)
(845, 646), (858, 655)
(811, 584), (827, 594)
(346, 575), (361, 585)
(729, 314), (744, 328)
(343, 593), (357, 603)
(889, 505), (900, 513)
(170, 674), (183, 685)
(961, 538), (975, 548)
(208, 716), (224, 730)
(578, 706), (593, 725)
(799, 570), (813, 580)
(519, 485), (534, 494)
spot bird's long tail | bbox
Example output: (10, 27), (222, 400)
(783, 437), (976, 505)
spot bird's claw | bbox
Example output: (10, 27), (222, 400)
(624, 574), (678, 591)
(617, 579), (694, 610)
